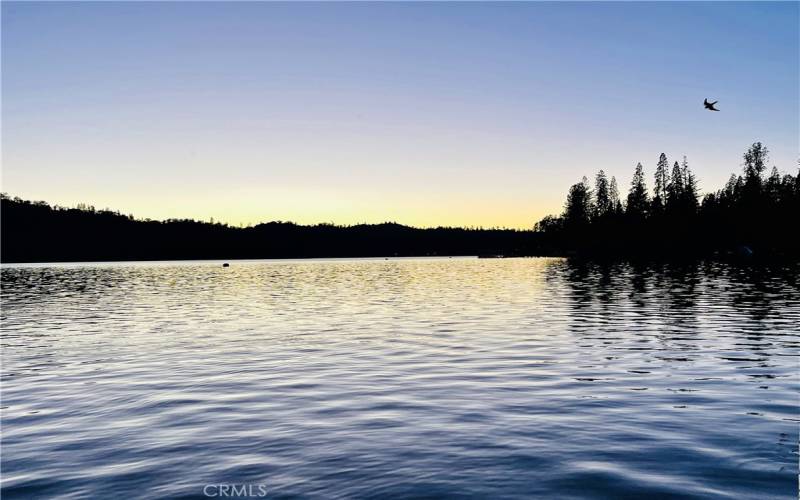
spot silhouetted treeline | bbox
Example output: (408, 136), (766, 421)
(535, 142), (800, 258)
(3, 142), (796, 263)
(0, 196), (546, 263)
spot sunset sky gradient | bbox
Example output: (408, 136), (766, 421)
(2, 2), (798, 228)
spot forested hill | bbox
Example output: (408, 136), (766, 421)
(0, 197), (543, 263)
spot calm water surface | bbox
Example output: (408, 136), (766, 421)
(1, 258), (798, 499)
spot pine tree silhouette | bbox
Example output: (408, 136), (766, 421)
(626, 163), (650, 218)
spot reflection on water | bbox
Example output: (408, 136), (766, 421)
(1, 258), (798, 498)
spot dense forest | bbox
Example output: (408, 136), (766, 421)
(1, 142), (797, 263)
(0, 198), (543, 263)
(535, 142), (799, 258)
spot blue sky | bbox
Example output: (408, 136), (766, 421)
(2, 2), (798, 228)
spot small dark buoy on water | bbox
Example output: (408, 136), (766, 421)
(222, 263), (230, 267)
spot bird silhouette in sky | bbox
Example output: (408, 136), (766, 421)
(704, 98), (720, 111)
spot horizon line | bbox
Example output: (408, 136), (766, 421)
(0, 193), (534, 232)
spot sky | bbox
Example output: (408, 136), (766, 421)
(2, 2), (798, 229)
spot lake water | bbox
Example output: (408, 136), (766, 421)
(1, 258), (798, 499)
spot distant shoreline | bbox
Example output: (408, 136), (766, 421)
(1, 255), (488, 266)
(1, 194), (549, 264)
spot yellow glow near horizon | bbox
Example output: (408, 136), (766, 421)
(5, 185), (563, 230)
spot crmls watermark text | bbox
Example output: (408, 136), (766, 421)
(203, 484), (269, 497)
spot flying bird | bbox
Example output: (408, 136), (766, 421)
(704, 98), (720, 111)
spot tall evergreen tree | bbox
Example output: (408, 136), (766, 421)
(681, 156), (699, 211)
(723, 174), (739, 199)
(626, 163), (650, 218)
(666, 161), (684, 209)
(743, 142), (768, 188)
(766, 166), (781, 201)
(653, 153), (669, 212)
(563, 177), (592, 227)
(594, 170), (612, 217)
(609, 176), (622, 214)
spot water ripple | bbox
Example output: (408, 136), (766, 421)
(1, 258), (798, 498)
